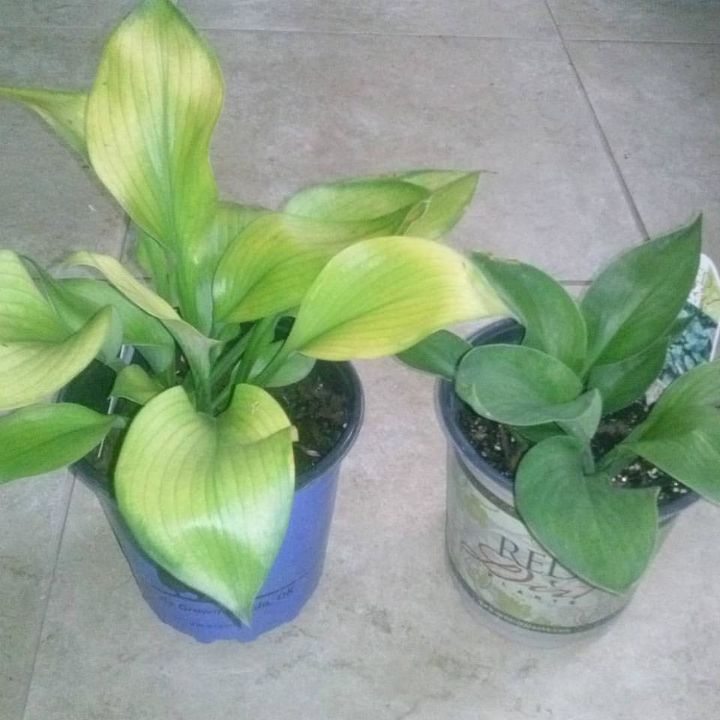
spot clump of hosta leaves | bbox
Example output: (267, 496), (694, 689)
(402, 216), (720, 593)
(0, 0), (504, 622)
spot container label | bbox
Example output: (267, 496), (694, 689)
(446, 454), (629, 634)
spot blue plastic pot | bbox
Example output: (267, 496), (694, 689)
(67, 361), (363, 643)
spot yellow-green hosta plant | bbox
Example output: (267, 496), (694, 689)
(0, 0), (504, 623)
(401, 216), (720, 594)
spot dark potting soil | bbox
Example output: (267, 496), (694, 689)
(457, 398), (689, 505)
(77, 360), (352, 487)
(270, 361), (352, 477)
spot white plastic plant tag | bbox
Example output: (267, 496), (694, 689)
(647, 253), (720, 403)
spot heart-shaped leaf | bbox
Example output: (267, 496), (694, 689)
(516, 435), (659, 593)
(0, 251), (112, 410)
(86, 0), (223, 328)
(115, 384), (296, 621)
(283, 236), (505, 360)
(581, 216), (701, 367)
(0, 87), (88, 156)
(0, 403), (115, 483)
(472, 253), (587, 373)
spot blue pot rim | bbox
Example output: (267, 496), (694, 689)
(67, 360), (365, 499)
(435, 318), (699, 520)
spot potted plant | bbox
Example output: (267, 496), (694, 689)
(0, 0), (505, 642)
(400, 217), (720, 644)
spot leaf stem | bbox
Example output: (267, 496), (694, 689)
(581, 444), (596, 475)
(252, 342), (292, 387)
(236, 316), (278, 384)
(211, 331), (251, 388)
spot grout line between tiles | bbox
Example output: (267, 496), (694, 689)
(543, 0), (649, 241)
(19, 473), (76, 720)
(559, 37), (720, 48)
(188, 27), (557, 42)
(0, 23), (557, 43)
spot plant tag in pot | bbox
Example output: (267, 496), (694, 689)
(647, 254), (720, 403)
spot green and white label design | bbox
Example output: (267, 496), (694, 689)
(649, 253), (720, 402)
(446, 454), (629, 634)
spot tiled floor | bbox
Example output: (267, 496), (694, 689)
(1, 1), (719, 718)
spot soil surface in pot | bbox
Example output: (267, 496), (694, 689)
(457, 398), (689, 505)
(270, 362), (351, 476)
(79, 360), (352, 489)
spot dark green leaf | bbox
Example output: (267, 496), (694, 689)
(620, 360), (720, 503)
(626, 406), (720, 504)
(581, 216), (702, 367)
(516, 435), (659, 593)
(587, 335), (669, 414)
(473, 254), (587, 373)
(396, 330), (471, 380)
(455, 344), (593, 428)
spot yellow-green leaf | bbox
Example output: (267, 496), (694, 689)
(206, 201), (270, 266)
(65, 251), (217, 406)
(214, 213), (393, 323)
(0, 403), (115, 483)
(284, 178), (428, 225)
(115, 384), (296, 622)
(0, 307), (112, 411)
(134, 228), (176, 303)
(65, 252), (215, 348)
(85, 0), (224, 328)
(393, 170), (482, 239)
(86, 0), (221, 250)
(0, 250), (67, 343)
(0, 87), (87, 156)
(38, 275), (175, 374)
(0, 251), (112, 410)
(111, 365), (164, 405)
(284, 236), (505, 360)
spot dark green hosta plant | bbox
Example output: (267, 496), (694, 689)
(402, 216), (720, 593)
(0, 0), (504, 622)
